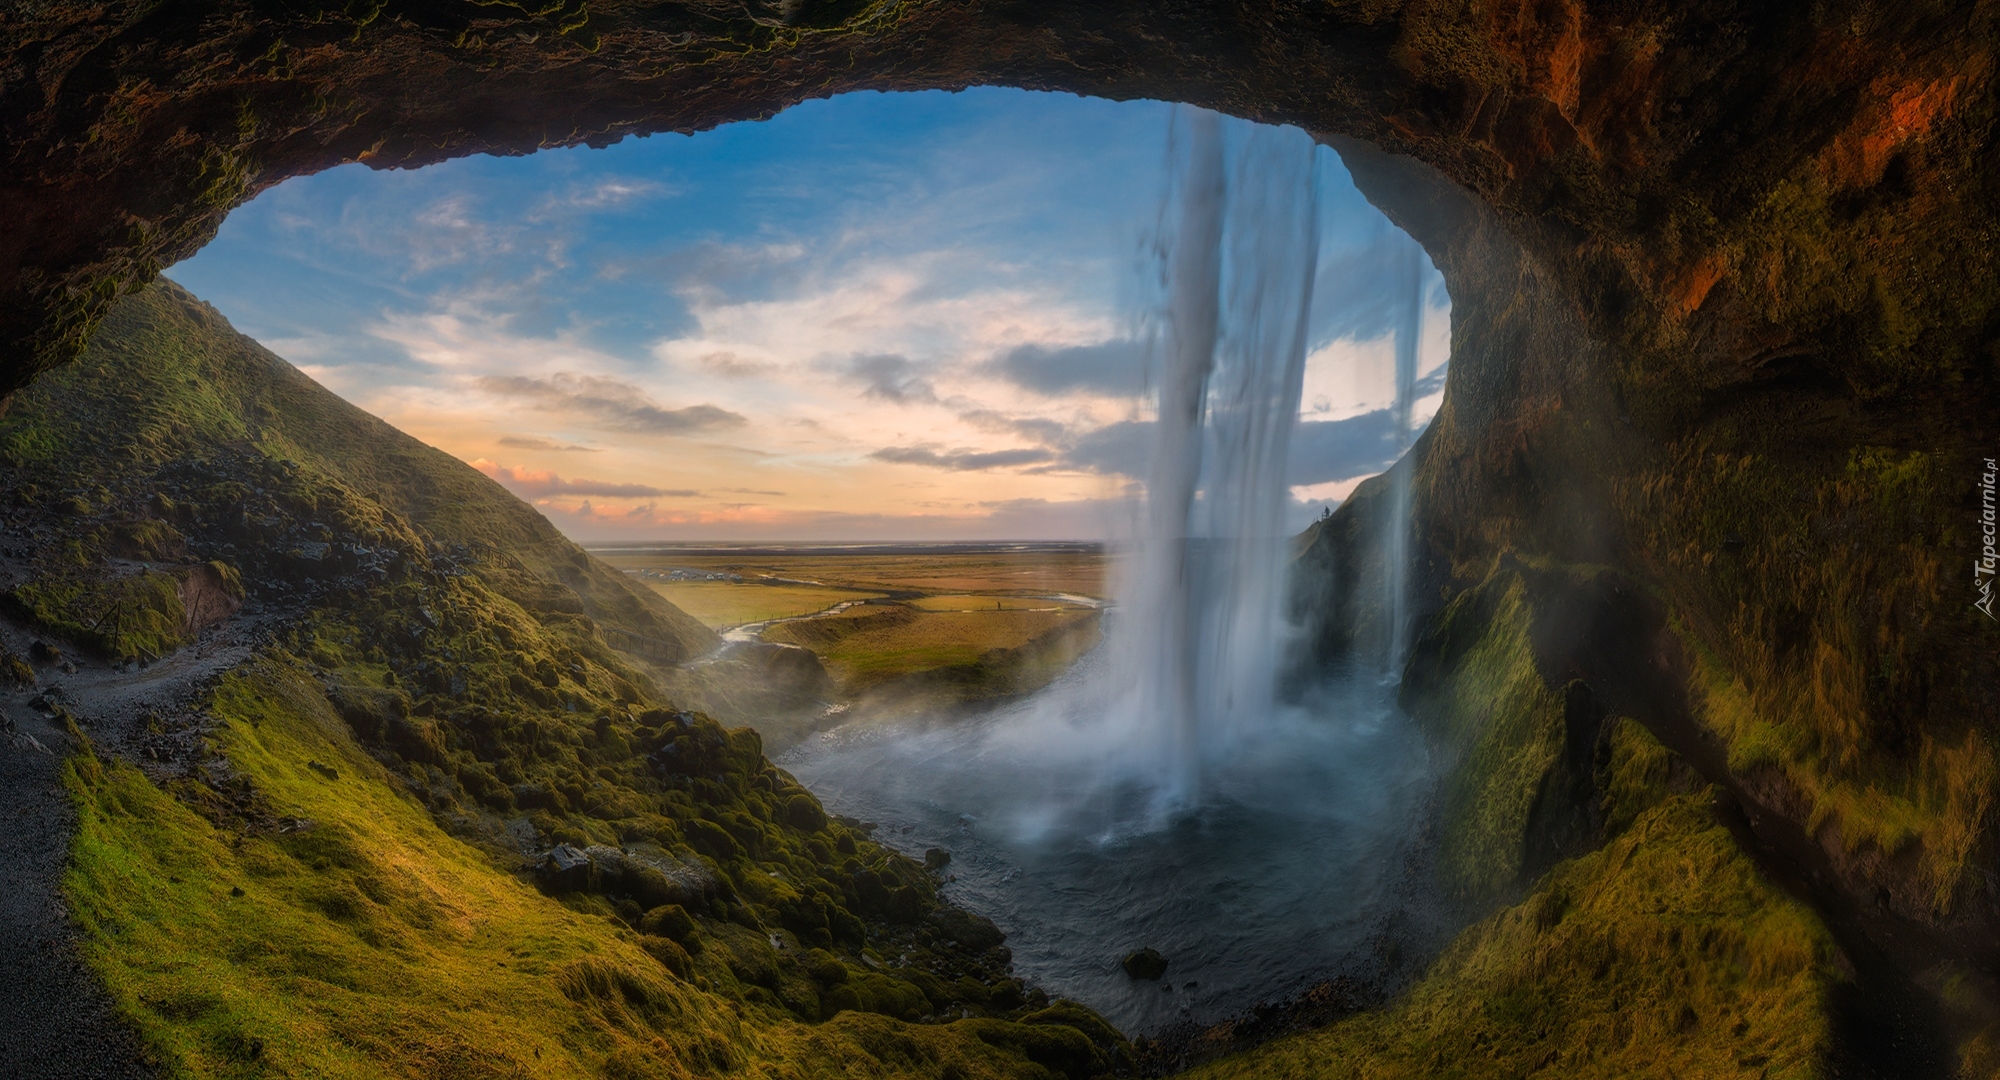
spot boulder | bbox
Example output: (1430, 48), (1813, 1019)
(537, 843), (594, 893)
(926, 906), (1004, 951)
(1122, 947), (1168, 981)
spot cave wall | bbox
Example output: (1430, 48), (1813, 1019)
(6, 0), (1998, 1056)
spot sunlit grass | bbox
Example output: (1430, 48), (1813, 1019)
(906, 596), (1091, 613)
(63, 660), (1104, 1079)
(634, 580), (880, 629)
(599, 553), (1108, 600)
(763, 606), (1098, 690)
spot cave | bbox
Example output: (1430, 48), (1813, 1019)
(3, 2), (1996, 1077)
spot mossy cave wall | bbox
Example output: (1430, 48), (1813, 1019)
(5, 0), (1999, 1074)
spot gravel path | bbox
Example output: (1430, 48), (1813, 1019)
(0, 612), (267, 1080)
(0, 702), (156, 1080)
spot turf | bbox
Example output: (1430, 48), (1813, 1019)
(631, 581), (881, 630)
(63, 660), (1110, 1080)
(761, 605), (1099, 692)
(606, 553), (1108, 600)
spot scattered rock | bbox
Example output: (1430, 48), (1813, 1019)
(229, 886), (245, 898)
(923, 847), (952, 871)
(1122, 947), (1168, 981)
(29, 640), (60, 664)
(537, 843), (594, 893)
(926, 906), (1005, 951)
(306, 760), (339, 780)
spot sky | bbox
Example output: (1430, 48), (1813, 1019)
(166, 88), (1449, 542)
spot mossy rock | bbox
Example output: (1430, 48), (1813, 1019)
(1121, 947), (1167, 981)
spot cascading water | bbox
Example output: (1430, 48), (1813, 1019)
(782, 108), (1438, 1033)
(1126, 109), (1321, 808)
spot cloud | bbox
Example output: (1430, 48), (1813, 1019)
(871, 445), (1056, 471)
(839, 353), (937, 404)
(475, 372), (747, 434)
(399, 195), (515, 272)
(1038, 395), (1438, 486)
(987, 339), (1149, 396)
(958, 409), (1067, 446)
(1286, 412), (1397, 485)
(1056, 420), (1153, 478)
(698, 351), (778, 379)
(546, 496), (1130, 542)
(497, 435), (602, 452)
(535, 178), (673, 216)
(471, 459), (698, 498)
(604, 239), (810, 303)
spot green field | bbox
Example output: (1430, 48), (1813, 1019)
(633, 579), (882, 629)
(594, 547), (1108, 700)
(763, 602), (1100, 693)
(595, 547), (1107, 600)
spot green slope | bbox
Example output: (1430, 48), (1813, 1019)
(6, 279), (715, 662)
(0, 281), (1123, 1079)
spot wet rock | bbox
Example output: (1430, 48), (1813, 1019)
(923, 847), (952, 871)
(1122, 947), (1168, 981)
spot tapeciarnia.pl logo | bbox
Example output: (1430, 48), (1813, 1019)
(1979, 456), (1997, 620)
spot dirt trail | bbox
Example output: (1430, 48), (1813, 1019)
(0, 609), (268, 1080)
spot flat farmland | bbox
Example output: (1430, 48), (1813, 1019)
(594, 543), (1108, 602)
(591, 543), (1109, 700)
(623, 579), (881, 630)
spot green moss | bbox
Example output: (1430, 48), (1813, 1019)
(1620, 436), (1994, 914)
(1, 649), (34, 686)
(1406, 573), (1566, 905)
(0, 280), (714, 661)
(9, 568), (189, 660)
(1185, 724), (1839, 1080)
(35, 281), (1121, 1076)
(66, 660), (1104, 1079)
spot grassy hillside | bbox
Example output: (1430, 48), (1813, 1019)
(4, 280), (713, 662)
(4, 282), (1124, 1079)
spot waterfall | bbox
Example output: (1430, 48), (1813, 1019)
(1123, 107), (1321, 807)
(1379, 237), (1425, 675)
(783, 108), (1439, 1033)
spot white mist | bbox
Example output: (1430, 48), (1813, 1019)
(783, 108), (1437, 1034)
